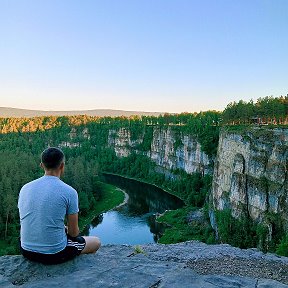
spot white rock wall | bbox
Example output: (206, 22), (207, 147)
(212, 128), (288, 230)
(108, 126), (212, 175)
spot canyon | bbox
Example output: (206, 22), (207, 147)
(104, 126), (288, 234)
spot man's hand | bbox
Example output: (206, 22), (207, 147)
(67, 213), (80, 237)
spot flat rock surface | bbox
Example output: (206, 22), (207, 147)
(0, 241), (288, 287)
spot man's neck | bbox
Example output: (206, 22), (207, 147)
(44, 171), (61, 178)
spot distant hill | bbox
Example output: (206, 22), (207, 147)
(0, 107), (162, 118)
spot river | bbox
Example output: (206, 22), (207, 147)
(84, 174), (184, 245)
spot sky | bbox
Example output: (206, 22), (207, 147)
(0, 0), (287, 113)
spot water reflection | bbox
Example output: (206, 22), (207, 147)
(86, 174), (183, 245)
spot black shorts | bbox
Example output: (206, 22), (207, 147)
(20, 235), (86, 265)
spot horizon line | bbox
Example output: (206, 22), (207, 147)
(1, 106), (222, 114)
(0, 106), (165, 113)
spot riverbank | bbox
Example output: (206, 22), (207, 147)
(101, 172), (208, 245)
(79, 182), (125, 232)
(101, 172), (211, 245)
(156, 206), (214, 244)
(101, 172), (185, 201)
(113, 189), (129, 209)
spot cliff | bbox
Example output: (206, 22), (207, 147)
(107, 126), (213, 176)
(1, 242), (288, 287)
(212, 127), (288, 232)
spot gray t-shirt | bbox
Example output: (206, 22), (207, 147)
(18, 175), (79, 254)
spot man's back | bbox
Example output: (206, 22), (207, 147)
(18, 175), (78, 254)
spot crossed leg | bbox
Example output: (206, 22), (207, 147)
(81, 236), (101, 254)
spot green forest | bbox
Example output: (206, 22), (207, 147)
(0, 95), (287, 256)
(222, 95), (287, 125)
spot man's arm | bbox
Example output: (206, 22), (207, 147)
(67, 213), (80, 237)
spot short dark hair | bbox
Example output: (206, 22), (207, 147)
(41, 147), (65, 169)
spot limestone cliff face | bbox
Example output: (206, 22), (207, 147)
(212, 128), (288, 231)
(107, 127), (212, 175)
(108, 128), (144, 158)
(150, 127), (211, 175)
(59, 127), (90, 148)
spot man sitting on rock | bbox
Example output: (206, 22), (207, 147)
(18, 147), (101, 264)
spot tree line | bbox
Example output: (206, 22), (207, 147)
(222, 95), (288, 125)
(1, 96), (286, 135)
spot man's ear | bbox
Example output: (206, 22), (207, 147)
(59, 162), (65, 176)
(40, 162), (44, 169)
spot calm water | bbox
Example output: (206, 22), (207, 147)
(84, 174), (183, 245)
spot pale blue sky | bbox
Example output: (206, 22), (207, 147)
(0, 0), (287, 112)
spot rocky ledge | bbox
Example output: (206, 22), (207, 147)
(1, 241), (288, 288)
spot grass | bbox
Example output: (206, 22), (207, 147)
(79, 182), (125, 231)
(0, 239), (20, 256)
(157, 206), (215, 244)
(0, 240), (8, 256)
(134, 245), (146, 255)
